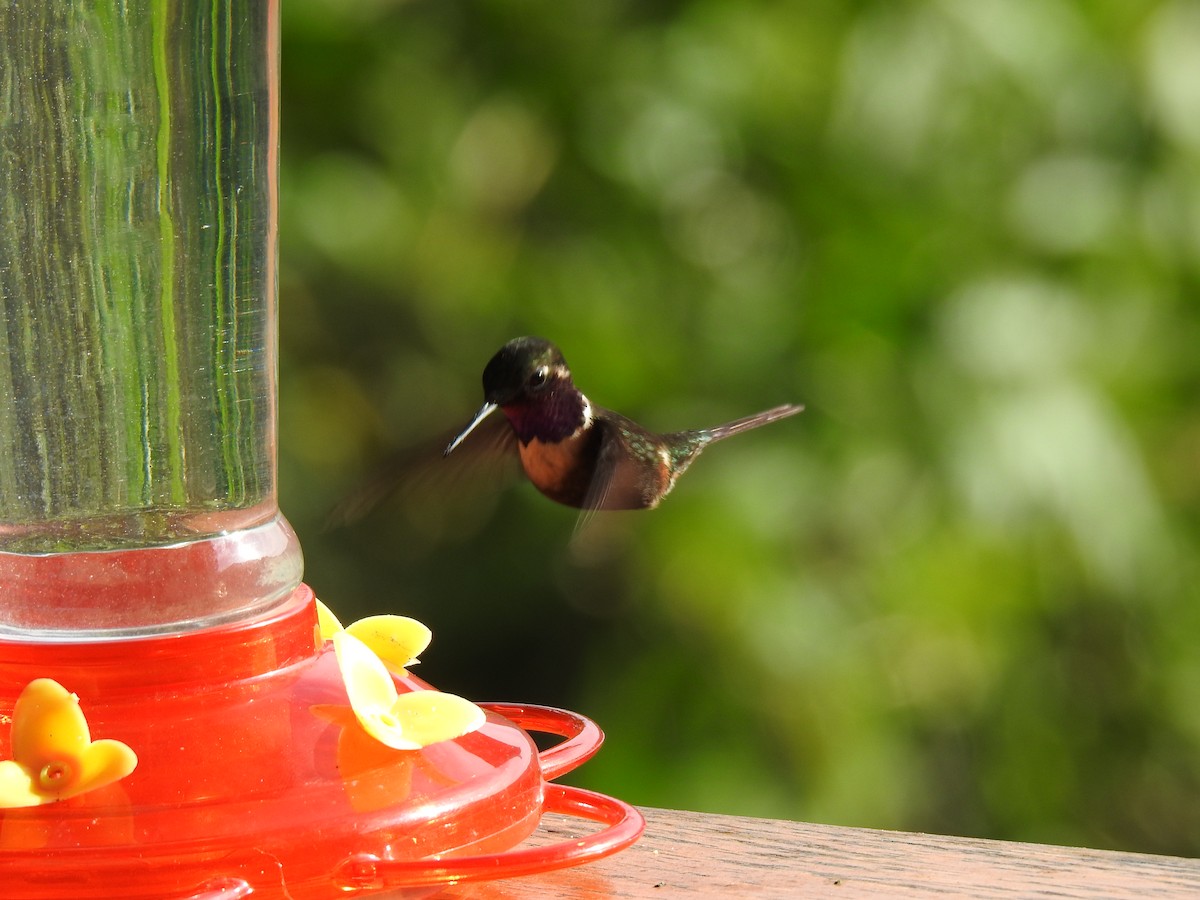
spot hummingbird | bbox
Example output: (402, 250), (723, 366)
(443, 336), (803, 512)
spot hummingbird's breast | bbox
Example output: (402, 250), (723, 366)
(517, 428), (599, 507)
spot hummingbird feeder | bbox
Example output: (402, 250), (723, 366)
(0, 3), (642, 897)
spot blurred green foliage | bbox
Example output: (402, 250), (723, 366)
(278, 0), (1200, 855)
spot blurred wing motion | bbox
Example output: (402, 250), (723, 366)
(325, 413), (519, 530)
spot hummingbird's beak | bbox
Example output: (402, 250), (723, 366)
(444, 401), (498, 457)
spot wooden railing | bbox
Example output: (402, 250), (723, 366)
(455, 807), (1200, 898)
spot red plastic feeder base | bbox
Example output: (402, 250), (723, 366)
(0, 586), (644, 899)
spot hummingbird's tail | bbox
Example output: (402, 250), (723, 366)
(703, 403), (804, 442)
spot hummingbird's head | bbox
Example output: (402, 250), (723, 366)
(445, 337), (590, 456)
(481, 336), (572, 406)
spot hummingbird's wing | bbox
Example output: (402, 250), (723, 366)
(325, 412), (519, 530)
(576, 412), (658, 513)
(569, 411), (683, 540)
(571, 429), (621, 538)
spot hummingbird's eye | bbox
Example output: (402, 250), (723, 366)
(528, 366), (549, 389)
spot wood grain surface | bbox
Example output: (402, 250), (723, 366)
(451, 807), (1200, 899)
